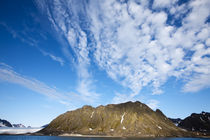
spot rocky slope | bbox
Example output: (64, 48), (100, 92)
(40, 101), (192, 137)
(178, 111), (210, 133)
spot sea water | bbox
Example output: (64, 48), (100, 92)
(0, 136), (210, 140)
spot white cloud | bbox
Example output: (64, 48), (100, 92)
(36, 0), (210, 102)
(0, 63), (98, 106)
(35, 0), (100, 104)
(153, 0), (178, 9)
(183, 73), (210, 92)
(206, 38), (210, 46)
(147, 99), (159, 110)
(0, 63), (64, 100)
(39, 49), (64, 66)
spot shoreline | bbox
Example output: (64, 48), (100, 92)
(58, 133), (210, 138)
(0, 132), (210, 138)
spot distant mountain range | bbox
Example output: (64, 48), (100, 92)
(12, 124), (26, 128)
(0, 119), (27, 128)
(168, 118), (182, 126)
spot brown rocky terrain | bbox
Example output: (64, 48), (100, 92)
(39, 101), (200, 137)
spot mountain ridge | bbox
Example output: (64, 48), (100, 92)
(0, 119), (28, 128)
(178, 111), (210, 133)
(39, 101), (195, 137)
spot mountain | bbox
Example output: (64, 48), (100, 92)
(0, 119), (12, 127)
(12, 124), (26, 128)
(168, 118), (182, 126)
(39, 101), (193, 137)
(0, 119), (27, 128)
(178, 111), (210, 133)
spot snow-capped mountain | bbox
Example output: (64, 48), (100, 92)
(0, 119), (27, 128)
(12, 124), (26, 128)
(0, 119), (12, 127)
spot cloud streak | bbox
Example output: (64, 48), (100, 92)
(0, 63), (98, 107)
(39, 49), (64, 66)
(0, 63), (64, 101)
(35, 0), (100, 103)
(35, 0), (210, 101)
(0, 22), (65, 67)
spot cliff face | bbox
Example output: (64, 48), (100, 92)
(40, 101), (189, 137)
(178, 112), (210, 133)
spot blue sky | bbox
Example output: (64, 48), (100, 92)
(0, 0), (210, 127)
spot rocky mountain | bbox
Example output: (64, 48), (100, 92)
(12, 124), (26, 128)
(0, 119), (27, 128)
(39, 101), (193, 137)
(0, 119), (12, 127)
(178, 111), (210, 133)
(168, 118), (182, 126)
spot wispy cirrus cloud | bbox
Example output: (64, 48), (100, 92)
(0, 63), (66, 103)
(0, 22), (65, 66)
(35, 0), (100, 103)
(0, 63), (98, 107)
(39, 49), (64, 66)
(35, 0), (210, 102)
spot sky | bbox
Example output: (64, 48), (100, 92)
(0, 0), (210, 127)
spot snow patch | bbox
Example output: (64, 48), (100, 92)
(0, 122), (6, 127)
(121, 112), (126, 124)
(110, 129), (114, 131)
(202, 112), (206, 115)
(122, 126), (126, 130)
(200, 117), (205, 122)
(208, 117), (210, 121)
(89, 128), (92, 131)
(157, 125), (162, 129)
(90, 111), (94, 118)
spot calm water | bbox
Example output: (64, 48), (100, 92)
(0, 136), (210, 140)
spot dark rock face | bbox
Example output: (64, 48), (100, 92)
(40, 101), (190, 137)
(0, 119), (12, 127)
(178, 111), (210, 132)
